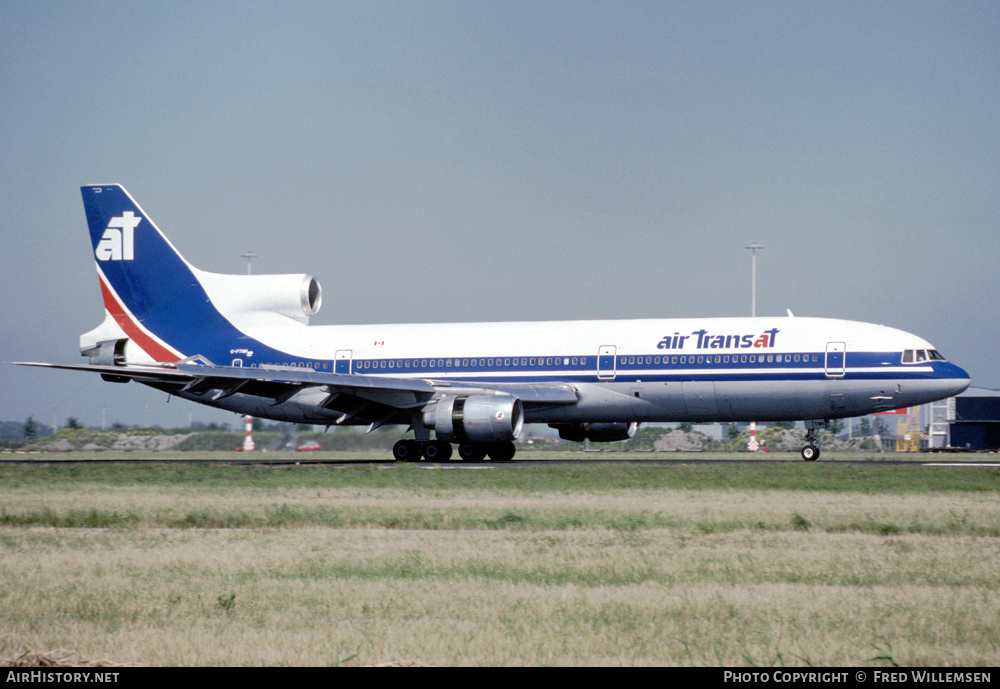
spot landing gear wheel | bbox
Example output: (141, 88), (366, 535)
(423, 441), (453, 461)
(801, 445), (820, 461)
(393, 440), (420, 462)
(487, 441), (516, 462)
(458, 443), (487, 462)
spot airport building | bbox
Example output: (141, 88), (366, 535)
(949, 387), (1000, 451)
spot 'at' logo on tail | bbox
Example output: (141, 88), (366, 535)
(95, 211), (142, 261)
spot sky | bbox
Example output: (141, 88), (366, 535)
(1, 0), (998, 430)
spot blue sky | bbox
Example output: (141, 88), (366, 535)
(2, 1), (998, 429)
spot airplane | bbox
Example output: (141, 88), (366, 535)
(15, 184), (971, 461)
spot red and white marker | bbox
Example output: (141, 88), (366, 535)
(243, 415), (255, 452)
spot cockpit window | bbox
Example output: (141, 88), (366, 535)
(902, 349), (946, 364)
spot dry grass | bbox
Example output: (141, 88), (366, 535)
(3, 483), (999, 535)
(1, 523), (998, 666)
(1, 462), (998, 666)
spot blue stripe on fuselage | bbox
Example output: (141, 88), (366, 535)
(234, 351), (961, 385)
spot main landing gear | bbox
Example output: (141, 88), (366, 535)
(392, 439), (516, 462)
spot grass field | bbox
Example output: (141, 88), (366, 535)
(1, 452), (998, 666)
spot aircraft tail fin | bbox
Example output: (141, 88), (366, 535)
(80, 185), (210, 363)
(80, 185), (318, 367)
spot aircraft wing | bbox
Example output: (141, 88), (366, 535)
(12, 361), (579, 427)
(171, 364), (579, 406)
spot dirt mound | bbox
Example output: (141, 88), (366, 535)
(38, 439), (75, 453)
(1, 650), (123, 667)
(109, 433), (192, 451)
(653, 429), (709, 451)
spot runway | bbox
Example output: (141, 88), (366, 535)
(1, 454), (997, 468)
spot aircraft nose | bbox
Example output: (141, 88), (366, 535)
(945, 362), (972, 396)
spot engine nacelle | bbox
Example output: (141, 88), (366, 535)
(195, 270), (322, 324)
(551, 422), (638, 443)
(430, 395), (524, 443)
(84, 338), (128, 367)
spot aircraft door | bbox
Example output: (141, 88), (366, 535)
(825, 342), (846, 378)
(335, 350), (353, 375)
(597, 346), (617, 380)
(683, 381), (718, 419)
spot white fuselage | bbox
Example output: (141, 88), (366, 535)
(173, 314), (969, 424)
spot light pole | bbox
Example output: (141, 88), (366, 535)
(241, 251), (258, 275)
(744, 243), (764, 453)
(239, 251), (258, 450)
(745, 243), (764, 317)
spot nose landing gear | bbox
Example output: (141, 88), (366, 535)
(801, 420), (824, 461)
